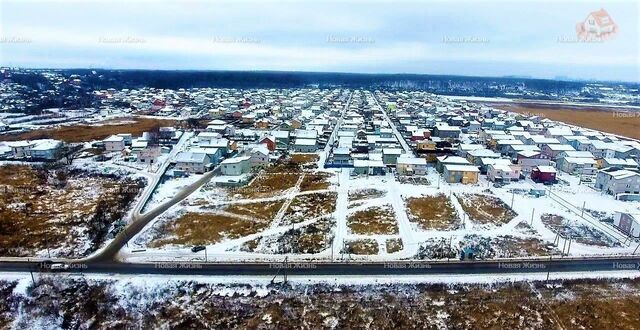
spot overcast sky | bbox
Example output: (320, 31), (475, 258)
(0, 0), (638, 82)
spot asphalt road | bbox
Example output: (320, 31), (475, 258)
(3, 256), (640, 277)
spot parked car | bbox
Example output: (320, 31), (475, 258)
(191, 246), (206, 253)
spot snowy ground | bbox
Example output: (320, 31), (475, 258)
(119, 159), (640, 263)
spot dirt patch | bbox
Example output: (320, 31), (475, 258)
(244, 217), (335, 254)
(343, 239), (379, 255)
(290, 153), (319, 165)
(150, 213), (270, 247)
(416, 235), (557, 260)
(541, 214), (620, 247)
(283, 192), (337, 224)
(230, 173), (300, 199)
(347, 205), (398, 235)
(348, 188), (386, 202)
(299, 172), (333, 192)
(406, 194), (460, 230)
(221, 201), (285, 221)
(456, 193), (517, 225)
(489, 102), (640, 140)
(0, 165), (142, 257)
(0, 117), (176, 143)
(385, 238), (403, 253)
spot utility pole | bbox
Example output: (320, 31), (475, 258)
(581, 201), (586, 218)
(530, 208), (535, 226)
(511, 191), (515, 209)
(330, 240), (334, 262)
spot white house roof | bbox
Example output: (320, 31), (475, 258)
(436, 156), (470, 165)
(604, 158), (638, 167)
(545, 144), (575, 151)
(468, 149), (499, 158)
(562, 157), (597, 165)
(294, 138), (316, 146)
(221, 156), (251, 164)
(444, 164), (480, 172)
(383, 148), (403, 155)
(104, 135), (124, 143)
(31, 140), (62, 151)
(561, 151), (594, 158)
(175, 151), (207, 163)
(6, 141), (34, 148)
(397, 156), (427, 165)
(536, 166), (557, 173)
(602, 169), (640, 180)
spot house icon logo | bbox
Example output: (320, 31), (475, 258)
(576, 8), (618, 41)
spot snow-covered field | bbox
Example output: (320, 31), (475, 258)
(120, 158), (640, 263)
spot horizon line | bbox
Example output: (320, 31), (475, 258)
(3, 66), (639, 85)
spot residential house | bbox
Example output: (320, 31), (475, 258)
(436, 155), (471, 172)
(246, 146), (270, 169)
(271, 130), (290, 149)
(595, 167), (640, 196)
(353, 159), (386, 175)
(443, 164), (480, 184)
(613, 212), (640, 238)
(396, 156), (427, 176)
(467, 149), (501, 166)
(601, 158), (638, 169)
(138, 146), (161, 164)
(433, 125), (461, 139)
(382, 148), (403, 166)
(175, 151), (210, 174)
(259, 136), (276, 152)
(220, 156), (252, 176)
(293, 139), (317, 153)
(556, 157), (597, 175)
(333, 147), (352, 165)
(487, 164), (521, 182)
(531, 166), (557, 184)
(189, 147), (222, 166)
(541, 144), (575, 160)
(104, 135), (126, 152)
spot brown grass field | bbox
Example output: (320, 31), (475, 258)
(283, 192), (337, 224)
(488, 102), (640, 139)
(456, 193), (517, 225)
(344, 239), (379, 255)
(151, 213), (270, 247)
(385, 238), (403, 253)
(230, 173), (300, 198)
(222, 200), (285, 221)
(289, 153), (319, 165)
(405, 194), (460, 230)
(0, 117), (176, 143)
(299, 172), (333, 192)
(347, 205), (398, 235)
(0, 165), (140, 257)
